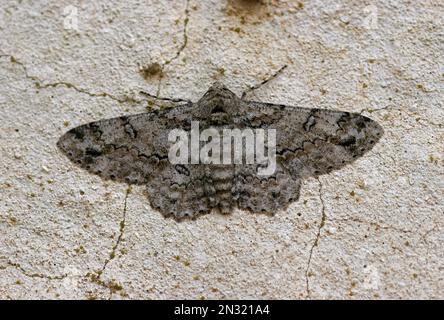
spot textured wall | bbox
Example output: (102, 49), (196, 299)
(0, 0), (442, 299)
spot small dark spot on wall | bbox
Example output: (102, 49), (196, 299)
(225, 0), (270, 23)
(230, 26), (242, 33)
(9, 216), (18, 225)
(140, 63), (163, 80)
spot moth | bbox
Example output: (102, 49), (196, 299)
(58, 83), (383, 218)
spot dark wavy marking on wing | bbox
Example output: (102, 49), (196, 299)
(241, 100), (384, 179)
(57, 103), (193, 185)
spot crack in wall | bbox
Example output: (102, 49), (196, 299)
(163, 0), (191, 67)
(2, 261), (67, 281)
(84, 186), (131, 299)
(335, 217), (414, 234)
(0, 53), (185, 107)
(420, 222), (439, 266)
(156, 0), (191, 97)
(304, 178), (327, 298)
(100, 186), (130, 275)
(0, 54), (137, 104)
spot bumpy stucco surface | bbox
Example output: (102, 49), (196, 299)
(0, 0), (442, 299)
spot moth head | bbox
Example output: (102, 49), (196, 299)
(196, 82), (240, 122)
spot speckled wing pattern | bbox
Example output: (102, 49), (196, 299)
(58, 83), (383, 219)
